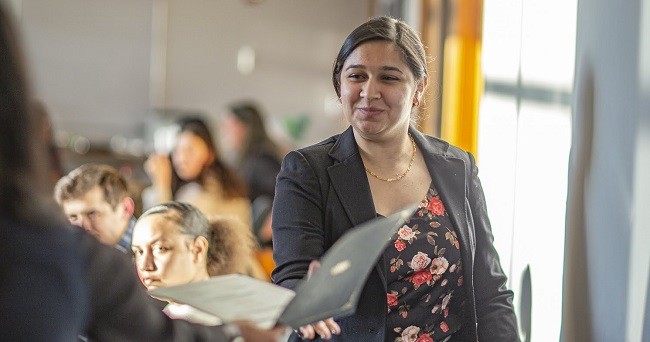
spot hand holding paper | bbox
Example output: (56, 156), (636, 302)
(297, 260), (341, 340)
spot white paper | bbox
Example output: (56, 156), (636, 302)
(150, 274), (295, 329)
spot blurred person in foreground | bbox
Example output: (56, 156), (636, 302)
(271, 16), (519, 341)
(0, 4), (284, 341)
(131, 201), (258, 325)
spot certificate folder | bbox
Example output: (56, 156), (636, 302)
(150, 204), (418, 329)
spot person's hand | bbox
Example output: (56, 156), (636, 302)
(296, 260), (341, 340)
(144, 154), (172, 188)
(232, 320), (289, 342)
(298, 318), (340, 340)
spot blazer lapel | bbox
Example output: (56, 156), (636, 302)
(327, 127), (377, 227)
(411, 129), (475, 268)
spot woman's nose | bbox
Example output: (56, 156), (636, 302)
(360, 79), (381, 100)
(138, 250), (156, 271)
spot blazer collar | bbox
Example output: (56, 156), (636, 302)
(411, 128), (473, 267)
(326, 126), (469, 246)
(326, 125), (473, 279)
(327, 127), (376, 226)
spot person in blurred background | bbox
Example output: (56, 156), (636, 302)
(221, 101), (283, 249)
(0, 4), (284, 341)
(221, 101), (282, 203)
(143, 116), (252, 229)
(54, 163), (136, 253)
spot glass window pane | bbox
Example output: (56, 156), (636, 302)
(520, 0), (578, 89)
(482, 0), (523, 83)
(511, 102), (571, 342)
(477, 94), (519, 280)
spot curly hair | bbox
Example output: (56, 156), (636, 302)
(205, 215), (257, 277)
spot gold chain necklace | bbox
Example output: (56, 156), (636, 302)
(364, 134), (416, 182)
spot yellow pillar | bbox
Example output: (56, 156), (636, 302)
(440, 0), (483, 157)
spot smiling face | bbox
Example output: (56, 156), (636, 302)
(131, 213), (208, 290)
(171, 131), (214, 181)
(339, 40), (425, 141)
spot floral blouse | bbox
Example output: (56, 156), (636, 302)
(385, 183), (465, 342)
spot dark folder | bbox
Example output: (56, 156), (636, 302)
(150, 204), (418, 329)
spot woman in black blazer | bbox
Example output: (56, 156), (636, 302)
(272, 16), (519, 341)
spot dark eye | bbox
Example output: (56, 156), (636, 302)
(132, 248), (143, 257)
(382, 75), (399, 81)
(153, 245), (170, 254)
(347, 73), (365, 80)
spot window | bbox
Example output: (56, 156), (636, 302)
(479, 1), (577, 340)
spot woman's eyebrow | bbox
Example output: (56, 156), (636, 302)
(345, 64), (403, 74)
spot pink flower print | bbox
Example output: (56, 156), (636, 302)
(401, 326), (420, 342)
(440, 321), (449, 333)
(398, 225), (417, 240)
(408, 252), (431, 271)
(429, 257), (449, 282)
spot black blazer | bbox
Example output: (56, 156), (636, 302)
(272, 126), (520, 341)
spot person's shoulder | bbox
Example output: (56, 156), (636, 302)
(282, 133), (340, 164)
(0, 216), (79, 250)
(419, 133), (472, 161)
(295, 133), (340, 155)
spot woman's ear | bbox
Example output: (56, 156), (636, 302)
(414, 76), (429, 104)
(191, 236), (209, 263)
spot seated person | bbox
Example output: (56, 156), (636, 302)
(142, 116), (252, 229)
(220, 101), (283, 247)
(0, 4), (286, 340)
(54, 163), (136, 253)
(131, 201), (264, 324)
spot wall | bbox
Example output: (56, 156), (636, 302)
(8, 0), (367, 148)
(562, 0), (650, 340)
(17, 0), (154, 145)
(163, 0), (365, 147)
